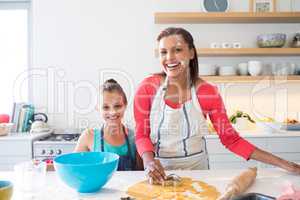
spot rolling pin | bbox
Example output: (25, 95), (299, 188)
(217, 167), (257, 200)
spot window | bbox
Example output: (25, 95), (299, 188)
(0, 1), (30, 114)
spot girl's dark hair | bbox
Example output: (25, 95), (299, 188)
(102, 79), (127, 105)
(156, 27), (199, 86)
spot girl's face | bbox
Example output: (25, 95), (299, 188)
(158, 34), (194, 79)
(101, 91), (126, 126)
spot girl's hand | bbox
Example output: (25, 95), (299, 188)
(144, 159), (166, 185)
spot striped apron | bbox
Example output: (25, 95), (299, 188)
(149, 79), (210, 170)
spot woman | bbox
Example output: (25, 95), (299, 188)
(134, 27), (300, 183)
(75, 79), (143, 171)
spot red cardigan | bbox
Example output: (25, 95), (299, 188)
(134, 75), (255, 160)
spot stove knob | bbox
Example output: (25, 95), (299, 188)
(41, 149), (46, 155)
(56, 149), (62, 155)
(49, 150), (54, 155)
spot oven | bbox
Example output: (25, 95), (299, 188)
(33, 130), (80, 163)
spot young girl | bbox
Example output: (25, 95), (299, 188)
(75, 79), (142, 171)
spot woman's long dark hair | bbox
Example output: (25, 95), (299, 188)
(156, 27), (199, 86)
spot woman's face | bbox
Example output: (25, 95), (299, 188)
(101, 91), (126, 126)
(158, 34), (194, 79)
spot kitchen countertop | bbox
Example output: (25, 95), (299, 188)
(206, 130), (300, 138)
(0, 130), (52, 141)
(1, 168), (300, 200)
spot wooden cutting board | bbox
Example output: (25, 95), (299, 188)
(127, 177), (220, 200)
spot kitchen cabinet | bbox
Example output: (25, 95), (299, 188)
(204, 131), (300, 169)
(0, 132), (51, 171)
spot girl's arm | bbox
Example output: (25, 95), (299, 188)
(74, 129), (91, 152)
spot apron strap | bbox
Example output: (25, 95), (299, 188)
(123, 126), (133, 161)
(93, 128), (101, 152)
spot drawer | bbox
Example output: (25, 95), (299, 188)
(209, 160), (263, 170)
(266, 138), (300, 153)
(0, 141), (31, 156)
(0, 156), (32, 170)
(205, 137), (267, 154)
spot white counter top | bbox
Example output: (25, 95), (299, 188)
(0, 131), (52, 141)
(205, 130), (300, 138)
(1, 168), (300, 200)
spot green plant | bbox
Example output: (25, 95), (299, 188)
(229, 110), (255, 124)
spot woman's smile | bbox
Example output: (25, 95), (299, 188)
(165, 62), (182, 73)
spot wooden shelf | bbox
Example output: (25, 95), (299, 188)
(201, 75), (300, 83)
(155, 12), (300, 24)
(155, 48), (300, 57)
(197, 48), (300, 56)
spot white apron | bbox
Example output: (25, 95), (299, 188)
(149, 78), (210, 170)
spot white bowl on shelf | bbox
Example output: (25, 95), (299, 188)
(218, 66), (236, 76)
(237, 63), (248, 75)
(199, 64), (216, 76)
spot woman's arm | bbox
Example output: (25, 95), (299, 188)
(197, 82), (300, 174)
(134, 76), (160, 158)
(197, 83), (255, 160)
(134, 75), (166, 182)
(74, 129), (91, 152)
(250, 148), (300, 174)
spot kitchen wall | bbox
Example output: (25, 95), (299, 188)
(30, 0), (300, 129)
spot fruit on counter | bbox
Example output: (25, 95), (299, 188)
(284, 118), (299, 124)
(259, 117), (275, 123)
(229, 110), (255, 124)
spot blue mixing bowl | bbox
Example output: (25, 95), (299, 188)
(54, 152), (119, 193)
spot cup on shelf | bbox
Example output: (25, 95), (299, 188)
(272, 62), (294, 76)
(248, 61), (262, 76)
(199, 64), (216, 76)
(295, 64), (300, 75)
(287, 62), (296, 75)
(237, 63), (248, 75)
(233, 42), (242, 48)
(210, 42), (220, 48)
(218, 66), (236, 76)
(222, 42), (232, 48)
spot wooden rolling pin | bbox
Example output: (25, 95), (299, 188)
(217, 167), (257, 200)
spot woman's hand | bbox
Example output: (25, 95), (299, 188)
(283, 161), (300, 175)
(142, 152), (166, 184)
